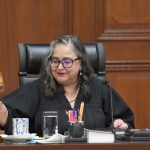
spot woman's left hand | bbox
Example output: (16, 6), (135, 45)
(113, 119), (128, 129)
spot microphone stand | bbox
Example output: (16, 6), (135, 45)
(107, 81), (115, 133)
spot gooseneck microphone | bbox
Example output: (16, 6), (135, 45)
(106, 81), (114, 133)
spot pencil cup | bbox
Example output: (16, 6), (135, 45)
(43, 111), (58, 138)
(68, 121), (84, 138)
(12, 118), (29, 135)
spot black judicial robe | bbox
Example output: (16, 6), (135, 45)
(2, 78), (134, 136)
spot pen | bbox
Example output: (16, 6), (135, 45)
(65, 110), (77, 122)
(79, 102), (84, 121)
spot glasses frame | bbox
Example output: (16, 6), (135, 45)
(49, 57), (80, 68)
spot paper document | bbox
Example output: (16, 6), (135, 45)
(85, 129), (115, 143)
(33, 133), (66, 143)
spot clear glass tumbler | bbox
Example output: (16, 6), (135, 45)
(43, 111), (58, 138)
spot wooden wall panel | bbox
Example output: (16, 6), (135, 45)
(0, 0), (71, 96)
(107, 72), (150, 128)
(96, 0), (150, 40)
(104, 41), (150, 60)
(96, 0), (150, 128)
(72, 0), (96, 42)
(0, 0), (150, 128)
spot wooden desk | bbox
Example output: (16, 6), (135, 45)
(0, 142), (150, 150)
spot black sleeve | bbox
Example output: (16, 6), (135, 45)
(102, 81), (134, 128)
(1, 79), (41, 134)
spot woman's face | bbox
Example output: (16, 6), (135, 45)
(50, 44), (81, 86)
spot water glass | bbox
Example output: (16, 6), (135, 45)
(43, 111), (58, 138)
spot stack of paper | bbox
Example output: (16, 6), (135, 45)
(85, 129), (115, 143)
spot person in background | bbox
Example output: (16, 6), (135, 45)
(0, 35), (134, 136)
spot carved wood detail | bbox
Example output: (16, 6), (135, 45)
(96, 0), (150, 40)
(106, 60), (150, 71)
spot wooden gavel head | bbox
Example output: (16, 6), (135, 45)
(0, 72), (5, 93)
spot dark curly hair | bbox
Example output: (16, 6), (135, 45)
(40, 35), (96, 100)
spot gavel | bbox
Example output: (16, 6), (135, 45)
(0, 72), (5, 93)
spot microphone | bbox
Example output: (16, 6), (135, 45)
(107, 81), (127, 133)
(106, 81), (114, 133)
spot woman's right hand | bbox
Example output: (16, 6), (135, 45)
(0, 101), (8, 127)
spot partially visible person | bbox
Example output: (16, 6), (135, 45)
(0, 35), (134, 136)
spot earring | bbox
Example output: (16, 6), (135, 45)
(80, 71), (82, 76)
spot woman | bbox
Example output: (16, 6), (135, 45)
(0, 35), (134, 136)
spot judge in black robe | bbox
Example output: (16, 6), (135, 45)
(2, 77), (134, 136)
(0, 35), (134, 136)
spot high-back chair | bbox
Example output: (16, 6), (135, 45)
(18, 43), (106, 86)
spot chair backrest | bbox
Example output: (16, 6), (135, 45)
(18, 43), (106, 86)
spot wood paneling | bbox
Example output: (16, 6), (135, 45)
(72, 0), (96, 42)
(96, 0), (150, 40)
(0, 0), (71, 96)
(0, 0), (150, 129)
(99, 0), (150, 128)
(107, 72), (150, 128)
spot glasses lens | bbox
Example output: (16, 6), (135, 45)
(50, 58), (59, 66)
(62, 59), (73, 68)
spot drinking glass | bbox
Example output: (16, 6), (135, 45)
(43, 111), (58, 138)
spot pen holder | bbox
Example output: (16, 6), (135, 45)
(65, 121), (87, 142)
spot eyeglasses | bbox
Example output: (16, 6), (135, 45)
(49, 57), (80, 68)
